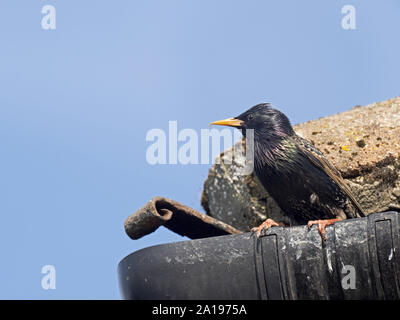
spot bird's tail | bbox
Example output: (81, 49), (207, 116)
(350, 198), (367, 218)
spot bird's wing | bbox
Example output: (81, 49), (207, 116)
(296, 136), (366, 217)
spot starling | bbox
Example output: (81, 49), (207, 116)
(210, 103), (366, 240)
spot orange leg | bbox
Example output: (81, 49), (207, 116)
(307, 218), (341, 241)
(251, 219), (283, 238)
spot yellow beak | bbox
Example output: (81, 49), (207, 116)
(210, 117), (243, 128)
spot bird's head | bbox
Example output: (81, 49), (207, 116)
(210, 103), (295, 141)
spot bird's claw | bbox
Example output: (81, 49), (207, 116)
(251, 219), (281, 238)
(307, 218), (341, 241)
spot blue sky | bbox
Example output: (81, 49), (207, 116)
(0, 1), (399, 299)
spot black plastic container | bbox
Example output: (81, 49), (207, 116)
(118, 211), (400, 300)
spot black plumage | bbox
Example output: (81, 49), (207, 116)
(211, 103), (365, 239)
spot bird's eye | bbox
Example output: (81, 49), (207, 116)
(248, 114), (254, 121)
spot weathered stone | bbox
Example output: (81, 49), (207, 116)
(201, 97), (400, 231)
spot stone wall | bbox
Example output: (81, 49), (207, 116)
(201, 97), (400, 231)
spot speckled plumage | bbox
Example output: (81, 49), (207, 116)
(235, 103), (366, 224)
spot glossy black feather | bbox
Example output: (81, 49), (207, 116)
(235, 103), (365, 224)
